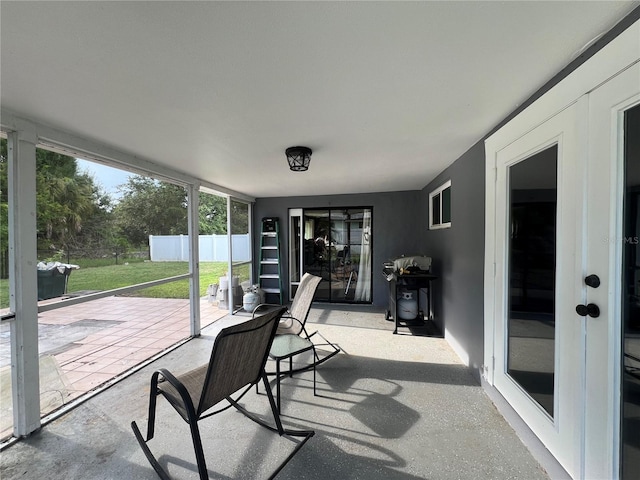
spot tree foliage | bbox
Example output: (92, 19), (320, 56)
(69, 180), (116, 251)
(199, 193), (228, 234)
(113, 177), (188, 246)
(1, 142), (109, 252)
(229, 199), (249, 234)
(0, 140), (112, 270)
(36, 149), (98, 251)
(199, 194), (249, 234)
(112, 177), (241, 244)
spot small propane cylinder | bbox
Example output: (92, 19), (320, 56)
(243, 290), (260, 312)
(397, 291), (418, 320)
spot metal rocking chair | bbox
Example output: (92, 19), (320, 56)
(131, 307), (314, 480)
(254, 272), (341, 374)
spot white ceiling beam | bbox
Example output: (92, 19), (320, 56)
(1, 109), (255, 202)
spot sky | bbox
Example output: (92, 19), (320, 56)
(76, 159), (131, 198)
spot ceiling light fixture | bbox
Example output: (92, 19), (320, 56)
(286, 146), (312, 172)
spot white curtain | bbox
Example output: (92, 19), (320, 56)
(355, 210), (372, 302)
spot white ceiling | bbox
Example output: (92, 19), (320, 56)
(1, 1), (638, 198)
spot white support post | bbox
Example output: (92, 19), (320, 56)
(227, 197), (233, 315)
(248, 202), (254, 285)
(8, 127), (41, 437)
(187, 184), (201, 337)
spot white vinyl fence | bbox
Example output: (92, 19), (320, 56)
(149, 234), (251, 262)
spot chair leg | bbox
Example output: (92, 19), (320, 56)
(231, 374), (315, 442)
(131, 421), (172, 480)
(131, 371), (173, 479)
(263, 373), (285, 435)
(307, 331), (341, 367)
(229, 374), (315, 478)
(133, 370), (209, 480)
(146, 371), (161, 440)
(189, 420), (209, 480)
(261, 374), (315, 480)
(275, 359), (282, 415)
(313, 346), (317, 397)
(132, 418), (209, 480)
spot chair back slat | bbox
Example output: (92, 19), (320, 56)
(289, 273), (321, 327)
(197, 307), (286, 416)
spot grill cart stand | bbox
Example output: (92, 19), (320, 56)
(383, 270), (437, 334)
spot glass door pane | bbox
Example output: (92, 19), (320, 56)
(303, 209), (330, 301)
(0, 135), (12, 440)
(198, 190), (228, 326)
(330, 209), (349, 301)
(507, 145), (558, 417)
(330, 208), (372, 302)
(288, 209), (302, 300)
(300, 207), (372, 303)
(230, 199), (250, 311)
(622, 104), (640, 480)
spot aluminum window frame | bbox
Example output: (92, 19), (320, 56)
(429, 180), (451, 230)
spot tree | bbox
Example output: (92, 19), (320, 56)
(229, 199), (249, 235)
(35, 149), (98, 254)
(198, 193), (227, 234)
(67, 178), (116, 251)
(0, 141), (110, 272)
(199, 194), (249, 234)
(113, 176), (253, 246)
(113, 176), (188, 246)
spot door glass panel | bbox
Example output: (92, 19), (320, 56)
(330, 210), (346, 301)
(622, 104), (640, 479)
(331, 209), (363, 302)
(303, 210), (330, 301)
(507, 145), (557, 417)
(230, 199), (250, 311)
(289, 210), (302, 299)
(301, 208), (372, 303)
(198, 190), (230, 326)
(0, 135), (12, 440)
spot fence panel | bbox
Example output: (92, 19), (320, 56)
(150, 234), (250, 262)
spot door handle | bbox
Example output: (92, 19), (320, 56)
(584, 274), (600, 288)
(576, 303), (600, 318)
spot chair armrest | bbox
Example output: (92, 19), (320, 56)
(153, 368), (199, 422)
(252, 303), (289, 317)
(251, 303), (305, 335)
(276, 314), (305, 335)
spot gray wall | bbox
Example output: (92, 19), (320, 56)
(255, 145), (486, 377)
(420, 140), (485, 378)
(254, 191), (422, 306)
(254, 142), (486, 379)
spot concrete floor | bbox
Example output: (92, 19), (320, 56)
(0, 305), (550, 479)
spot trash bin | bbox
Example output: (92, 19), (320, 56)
(36, 262), (79, 300)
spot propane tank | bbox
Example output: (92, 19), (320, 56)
(397, 291), (418, 320)
(243, 290), (261, 312)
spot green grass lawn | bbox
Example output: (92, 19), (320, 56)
(0, 261), (251, 309)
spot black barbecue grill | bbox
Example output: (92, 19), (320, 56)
(383, 256), (437, 334)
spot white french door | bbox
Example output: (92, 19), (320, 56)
(583, 63), (639, 480)
(486, 61), (640, 479)
(492, 98), (587, 477)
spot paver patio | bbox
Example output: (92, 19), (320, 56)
(0, 295), (228, 440)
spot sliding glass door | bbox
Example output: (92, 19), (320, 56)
(290, 207), (372, 303)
